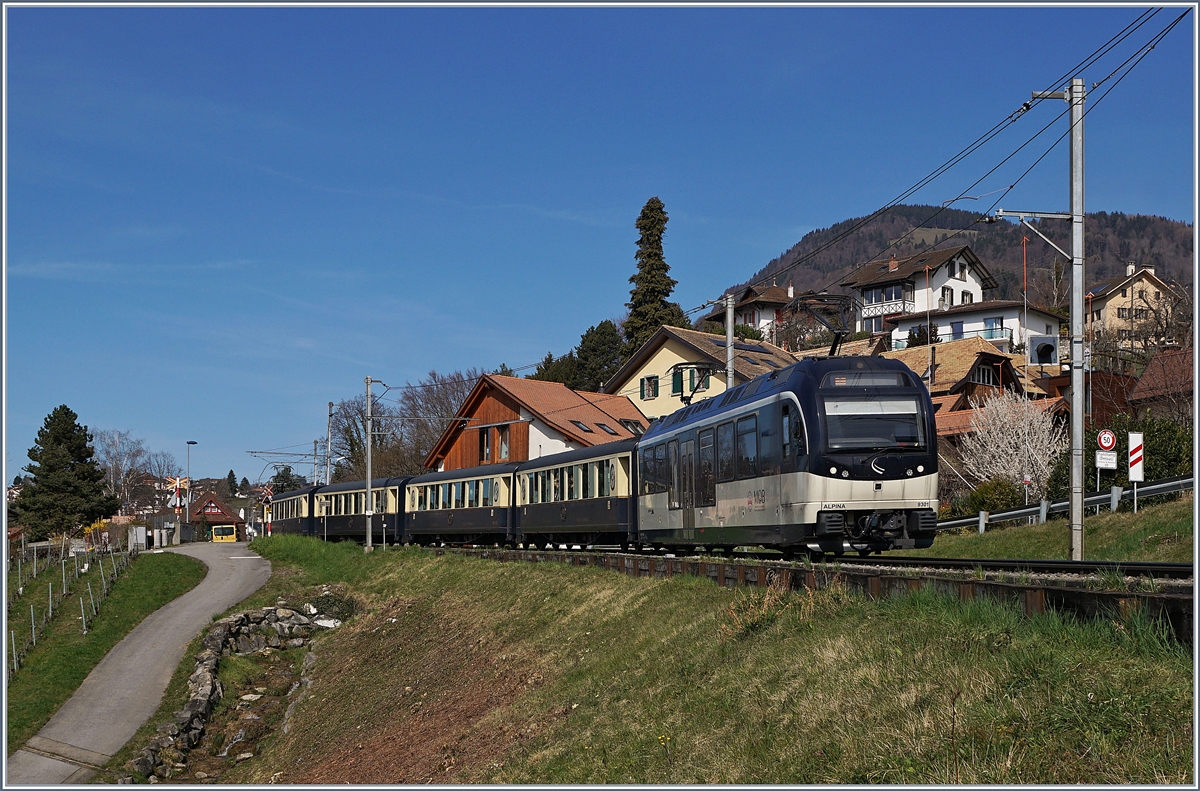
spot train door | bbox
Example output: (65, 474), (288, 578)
(681, 439), (695, 530)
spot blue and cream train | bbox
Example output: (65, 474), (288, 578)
(268, 356), (940, 557)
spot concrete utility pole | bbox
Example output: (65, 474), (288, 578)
(364, 377), (374, 552)
(998, 77), (1086, 560)
(326, 402), (334, 485)
(725, 293), (735, 390)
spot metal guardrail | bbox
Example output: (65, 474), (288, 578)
(937, 474), (1194, 531)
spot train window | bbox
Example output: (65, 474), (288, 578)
(640, 448), (654, 496)
(357, 492), (365, 514)
(654, 444), (668, 495)
(455, 482), (465, 509)
(667, 441), (681, 509)
(498, 425), (510, 460)
(468, 480), (478, 508)
(736, 416), (758, 479)
(441, 483), (450, 510)
(582, 464), (592, 499)
(567, 466), (577, 500)
(698, 429), (716, 507)
(483, 478), (492, 507)
(782, 405), (793, 460)
(552, 469), (562, 502)
(821, 371), (905, 388)
(717, 422), (735, 482)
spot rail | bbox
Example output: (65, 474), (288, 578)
(936, 474), (1193, 531)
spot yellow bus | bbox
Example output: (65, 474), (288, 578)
(212, 526), (237, 543)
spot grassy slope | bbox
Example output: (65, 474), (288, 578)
(6, 552), (207, 755)
(219, 538), (1191, 785)
(899, 497), (1195, 561)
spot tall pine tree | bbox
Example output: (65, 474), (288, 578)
(623, 197), (691, 354)
(12, 405), (119, 540)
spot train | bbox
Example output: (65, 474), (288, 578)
(267, 356), (939, 558)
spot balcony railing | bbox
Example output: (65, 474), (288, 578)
(892, 326), (1013, 349)
(860, 299), (916, 319)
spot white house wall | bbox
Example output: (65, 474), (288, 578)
(524, 407), (579, 459)
(892, 306), (1062, 350)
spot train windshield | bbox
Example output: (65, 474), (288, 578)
(821, 394), (926, 451)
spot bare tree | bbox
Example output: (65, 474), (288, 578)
(139, 450), (182, 511)
(958, 389), (1068, 500)
(94, 430), (148, 515)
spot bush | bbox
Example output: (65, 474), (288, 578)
(952, 478), (1024, 517)
(1045, 414), (1193, 501)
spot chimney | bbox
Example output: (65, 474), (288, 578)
(1142, 264), (1155, 276)
(787, 281), (794, 299)
(1126, 261), (1136, 277)
(888, 254), (899, 272)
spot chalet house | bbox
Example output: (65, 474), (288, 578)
(700, 282), (795, 344)
(423, 375), (649, 472)
(600, 325), (798, 420)
(887, 299), (1064, 355)
(1085, 263), (1183, 347)
(840, 246), (998, 336)
(880, 336), (1026, 400)
(1128, 348), (1194, 426)
(185, 493), (246, 540)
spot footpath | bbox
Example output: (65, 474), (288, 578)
(6, 541), (271, 785)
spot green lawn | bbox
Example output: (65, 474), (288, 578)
(206, 537), (1192, 785)
(6, 551), (207, 756)
(900, 497), (1194, 561)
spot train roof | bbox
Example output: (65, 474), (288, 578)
(514, 438), (638, 470)
(317, 477), (413, 494)
(641, 356), (922, 442)
(271, 485), (322, 500)
(406, 461), (524, 485)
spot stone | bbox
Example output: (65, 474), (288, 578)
(302, 603), (317, 615)
(237, 752), (254, 762)
(268, 634), (281, 649)
(289, 613), (311, 625)
(147, 775), (159, 784)
(240, 693), (263, 702)
(236, 634), (255, 654)
(276, 608), (295, 619)
(284, 638), (306, 649)
(314, 617), (341, 629)
(201, 625), (228, 654)
(156, 723), (179, 737)
(118, 776), (134, 784)
(273, 622), (288, 637)
(195, 771), (208, 779)
(247, 609), (265, 623)
(131, 754), (154, 777)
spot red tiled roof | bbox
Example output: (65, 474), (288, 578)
(487, 376), (649, 443)
(1129, 349), (1194, 404)
(936, 396), (1065, 437)
(840, 246), (998, 290)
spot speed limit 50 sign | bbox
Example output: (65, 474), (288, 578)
(1097, 429), (1116, 451)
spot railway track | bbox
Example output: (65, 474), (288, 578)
(445, 546), (1195, 643)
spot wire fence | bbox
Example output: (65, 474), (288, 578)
(6, 536), (139, 678)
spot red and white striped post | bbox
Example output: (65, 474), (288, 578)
(1128, 432), (1144, 513)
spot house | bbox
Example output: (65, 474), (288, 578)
(1128, 348), (1194, 426)
(839, 245), (998, 335)
(700, 282), (795, 344)
(1085, 262), (1184, 349)
(828, 335), (889, 357)
(879, 336), (1025, 399)
(186, 493), (247, 540)
(423, 375), (649, 472)
(599, 325), (798, 420)
(1030, 369), (1138, 429)
(887, 299), (1064, 355)
(934, 395), (1066, 440)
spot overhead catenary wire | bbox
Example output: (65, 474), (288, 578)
(682, 7), (1179, 315)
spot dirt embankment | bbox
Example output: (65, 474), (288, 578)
(237, 595), (555, 784)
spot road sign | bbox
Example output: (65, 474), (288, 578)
(1128, 432), (1144, 482)
(1097, 429), (1116, 451)
(1096, 451), (1118, 470)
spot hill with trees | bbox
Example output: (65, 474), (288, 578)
(736, 205), (1193, 307)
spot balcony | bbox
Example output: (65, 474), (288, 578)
(892, 326), (1013, 350)
(860, 299), (916, 319)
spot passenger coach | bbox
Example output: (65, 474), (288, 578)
(637, 356), (938, 557)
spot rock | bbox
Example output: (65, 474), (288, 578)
(118, 775), (134, 784)
(156, 723), (179, 737)
(147, 775), (159, 784)
(177, 730), (200, 750)
(236, 634), (255, 654)
(240, 693), (263, 702)
(237, 752), (254, 762)
(131, 754), (155, 777)
(268, 634), (281, 649)
(194, 771), (208, 780)
(284, 638), (306, 649)
(201, 625), (228, 654)
(276, 608), (295, 619)
(247, 609), (265, 624)
(302, 603), (317, 615)
(314, 617), (341, 629)
(272, 622), (288, 637)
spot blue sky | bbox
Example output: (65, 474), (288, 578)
(4, 5), (1194, 481)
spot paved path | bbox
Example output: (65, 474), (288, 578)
(6, 542), (271, 786)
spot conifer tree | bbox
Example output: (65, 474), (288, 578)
(574, 320), (626, 391)
(225, 469), (238, 496)
(12, 405), (119, 540)
(623, 197), (691, 354)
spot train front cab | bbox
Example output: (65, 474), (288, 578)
(405, 463), (519, 546)
(312, 478), (407, 544)
(636, 357), (938, 556)
(514, 439), (637, 549)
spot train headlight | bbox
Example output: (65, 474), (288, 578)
(829, 466), (838, 475)
(917, 465), (925, 473)
(841, 470), (850, 478)
(906, 468), (913, 477)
